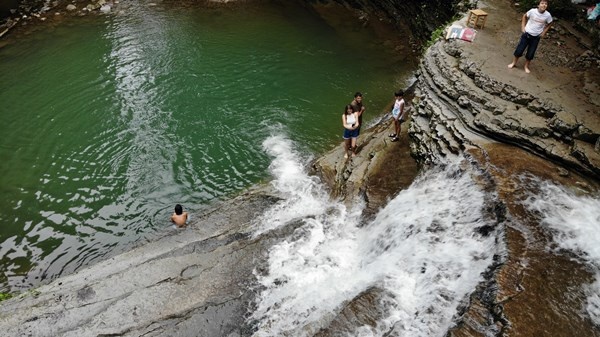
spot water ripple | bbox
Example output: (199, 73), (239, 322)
(0, 1), (410, 293)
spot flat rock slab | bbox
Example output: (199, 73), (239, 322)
(0, 188), (280, 337)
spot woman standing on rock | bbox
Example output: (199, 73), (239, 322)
(342, 104), (359, 158)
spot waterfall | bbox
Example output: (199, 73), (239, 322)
(524, 179), (600, 325)
(249, 135), (503, 337)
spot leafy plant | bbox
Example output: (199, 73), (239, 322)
(0, 292), (13, 302)
(424, 25), (446, 51)
(18, 289), (40, 299)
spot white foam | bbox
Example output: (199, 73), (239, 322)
(253, 135), (332, 236)
(525, 180), (600, 323)
(251, 143), (501, 337)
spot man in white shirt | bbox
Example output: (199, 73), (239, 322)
(507, 0), (553, 74)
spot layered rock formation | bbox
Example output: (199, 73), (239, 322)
(413, 38), (600, 178)
(1, 0), (599, 336)
(407, 2), (600, 336)
(313, 1), (600, 336)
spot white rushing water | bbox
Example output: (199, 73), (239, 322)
(524, 179), (600, 325)
(250, 135), (503, 337)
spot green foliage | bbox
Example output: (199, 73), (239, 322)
(0, 288), (41, 303)
(18, 289), (40, 299)
(423, 13), (462, 53)
(517, 0), (578, 19)
(0, 292), (13, 302)
(424, 25), (446, 51)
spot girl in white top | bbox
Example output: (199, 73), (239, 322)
(342, 104), (360, 158)
(389, 90), (406, 142)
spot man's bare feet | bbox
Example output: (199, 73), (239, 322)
(524, 66), (531, 74)
(508, 63), (516, 69)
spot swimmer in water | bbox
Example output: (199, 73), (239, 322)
(170, 204), (188, 228)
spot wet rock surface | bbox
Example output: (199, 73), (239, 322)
(0, 186), (282, 337)
(410, 1), (600, 336)
(314, 287), (392, 337)
(1, 0), (600, 336)
(311, 113), (418, 216)
(305, 1), (600, 335)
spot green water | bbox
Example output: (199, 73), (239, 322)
(0, 1), (417, 292)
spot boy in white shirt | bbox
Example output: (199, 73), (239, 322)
(507, 0), (553, 74)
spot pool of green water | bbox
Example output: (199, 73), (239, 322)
(0, 1), (417, 292)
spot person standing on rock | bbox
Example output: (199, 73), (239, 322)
(389, 90), (406, 142)
(342, 104), (360, 158)
(171, 204), (188, 228)
(507, 0), (553, 74)
(350, 92), (365, 138)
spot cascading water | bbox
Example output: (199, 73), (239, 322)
(524, 179), (600, 325)
(250, 135), (505, 337)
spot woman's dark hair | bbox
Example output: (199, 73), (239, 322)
(344, 104), (353, 114)
(175, 204), (183, 215)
